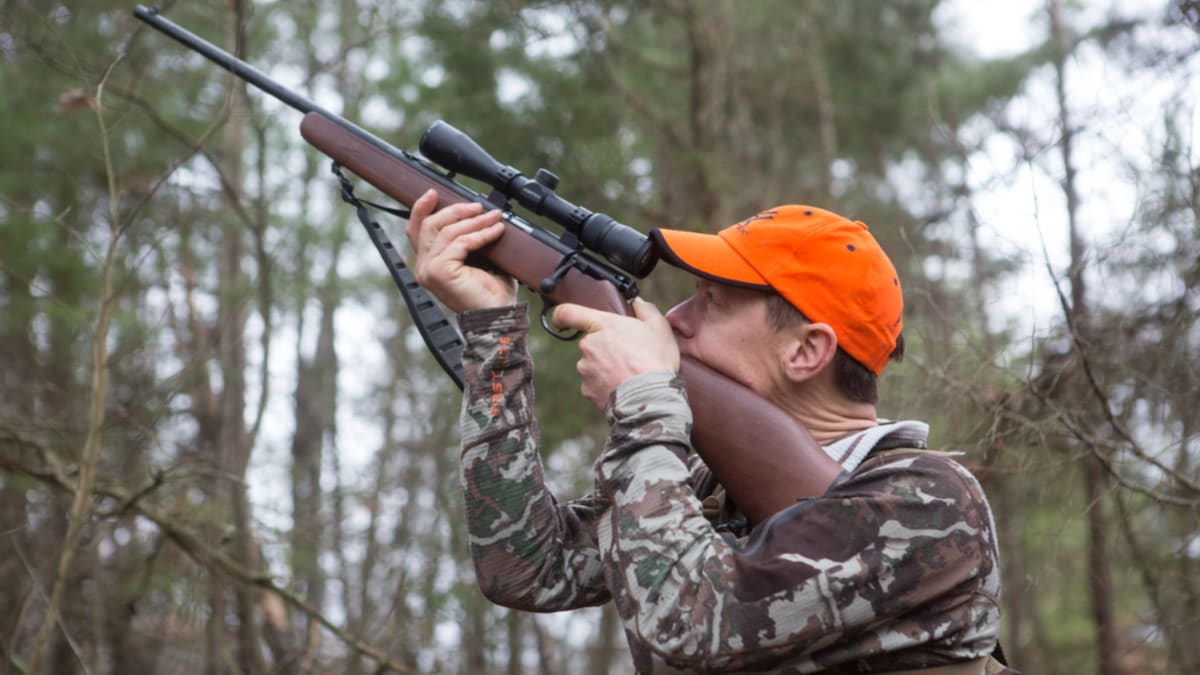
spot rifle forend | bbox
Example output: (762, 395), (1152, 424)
(298, 114), (633, 317)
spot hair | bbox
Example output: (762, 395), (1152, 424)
(764, 293), (904, 405)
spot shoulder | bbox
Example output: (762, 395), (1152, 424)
(830, 448), (1002, 595)
(841, 448), (990, 507)
(747, 448), (999, 573)
(728, 448), (1003, 662)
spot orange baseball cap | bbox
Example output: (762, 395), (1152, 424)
(649, 205), (904, 376)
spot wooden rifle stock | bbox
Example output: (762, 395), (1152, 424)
(301, 112), (841, 524)
(679, 358), (841, 522)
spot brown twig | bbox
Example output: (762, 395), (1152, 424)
(1029, 160), (1200, 502)
(25, 55), (125, 675)
(0, 451), (419, 675)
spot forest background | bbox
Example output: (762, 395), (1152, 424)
(1, 0), (1198, 673)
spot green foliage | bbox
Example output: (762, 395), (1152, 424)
(1, 0), (1197, 672)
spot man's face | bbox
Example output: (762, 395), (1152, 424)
(665, 279), (784, 397)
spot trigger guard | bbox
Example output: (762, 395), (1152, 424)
(540, 303), (582, 341)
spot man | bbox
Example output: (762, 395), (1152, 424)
(406, 190), (1007, 674)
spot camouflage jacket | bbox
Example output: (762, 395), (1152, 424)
(458, 305), (1002, 674)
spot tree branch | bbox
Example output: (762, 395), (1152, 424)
(26, 55), (125, 675)
(1036, 211), (1200, 497)
(0, 452), (419, 675)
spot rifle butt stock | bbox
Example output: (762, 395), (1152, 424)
(680, 359), (840, 524)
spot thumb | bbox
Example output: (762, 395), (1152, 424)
(552, 303), (607, 334)
(630, 297), (664, 323)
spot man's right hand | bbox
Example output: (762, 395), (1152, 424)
(405, 189), (518, 313)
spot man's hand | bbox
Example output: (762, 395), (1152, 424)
(405, 189), (518, 313)
(552, 298), (680, 409)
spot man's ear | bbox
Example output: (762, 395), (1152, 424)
(780, 322), (838, 383)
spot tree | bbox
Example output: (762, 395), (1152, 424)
(5, 1), (1196, 673)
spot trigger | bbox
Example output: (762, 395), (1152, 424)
(540, 301), (582, 341)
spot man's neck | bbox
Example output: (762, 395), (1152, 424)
(773, 385), (877, 445)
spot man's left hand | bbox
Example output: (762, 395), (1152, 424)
(552, 298), (680, 409)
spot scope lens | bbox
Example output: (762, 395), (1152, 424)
(420, 121), (507, 186)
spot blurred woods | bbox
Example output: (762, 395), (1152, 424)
(0, 0), (1197, 673)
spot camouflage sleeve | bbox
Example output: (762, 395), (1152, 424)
(594, 372), (1002, 673)
(457, 304), (610, 611)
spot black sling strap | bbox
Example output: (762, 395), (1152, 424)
(332, 162), (466, 389)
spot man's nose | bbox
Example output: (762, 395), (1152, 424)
(665, 298), (695, 338)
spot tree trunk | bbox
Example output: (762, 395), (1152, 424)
(506, 611), (523, 675)
(1049, 3), (1121, 673)
(587, 604), (620, 675)
(214, 3), (265, 673)
(464, 593), (489, 674)
(802, 0), (837, 199)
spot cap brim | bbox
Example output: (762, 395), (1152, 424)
(650, 228), (772, 289)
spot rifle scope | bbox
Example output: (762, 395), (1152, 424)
(420, 121), (658, 279)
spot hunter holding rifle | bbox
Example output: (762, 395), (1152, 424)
(406, 195), (1009, 675)
(125, 7), (1008, 672)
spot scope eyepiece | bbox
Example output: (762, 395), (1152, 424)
(579, 214), (657, 278)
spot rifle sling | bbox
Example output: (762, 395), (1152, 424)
(333, 162), (467, 389)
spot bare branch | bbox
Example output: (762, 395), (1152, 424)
(26, 54), (125, 675)
(0, 450), (420, 675)
(1035, 203), (1200, 497)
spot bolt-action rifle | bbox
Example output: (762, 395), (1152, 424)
(134, 6), (841, 525)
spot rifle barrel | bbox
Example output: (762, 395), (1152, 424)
(134, 5), (434, 178)
(133, 5), (321, 115)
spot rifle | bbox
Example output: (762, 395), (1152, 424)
(134, 6), (841, 525)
